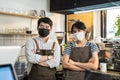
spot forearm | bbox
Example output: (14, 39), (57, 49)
(62, 55), (85, 71)
(38, 61), (49, 67)
(46, 56), (60, 68)
(47, 46), (61, 68)
(62, 62), (85, 71)
(38, 55), (54, 67)
(74, 53), (99, 70)
(74, 62), (98, 70)
(38, 55), (48, 62)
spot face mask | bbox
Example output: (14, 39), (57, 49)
(73, 31), (85, 41)
(38, 28), (50, 37)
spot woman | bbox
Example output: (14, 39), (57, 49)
(62, 21), (99, 80)
(25, 17), (60, 80)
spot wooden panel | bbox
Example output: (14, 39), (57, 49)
(66, 12), (93, 32)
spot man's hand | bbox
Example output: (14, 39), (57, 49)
(47, 55), (54, 60)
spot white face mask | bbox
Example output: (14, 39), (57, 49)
(73, 31), (85, 41)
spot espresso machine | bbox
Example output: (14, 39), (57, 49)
(100, 42), (120, 71)
(111, 43), (120, 71)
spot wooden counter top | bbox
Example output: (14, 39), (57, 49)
(92, 70), (120, 76)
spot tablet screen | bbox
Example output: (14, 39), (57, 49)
(0, 64), (16, 80)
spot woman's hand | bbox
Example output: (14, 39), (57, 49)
(62, 55), (84, 71)
(88, 58), (94, 63)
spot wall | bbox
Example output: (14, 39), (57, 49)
(0, 0), (65, 62)
(93, 11), (101, 39)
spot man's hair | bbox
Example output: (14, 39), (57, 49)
(37, 17), (53, 28)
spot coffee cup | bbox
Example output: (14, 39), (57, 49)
(100, 63), (107, 72)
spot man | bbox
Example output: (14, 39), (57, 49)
(25, 17), (60, 80)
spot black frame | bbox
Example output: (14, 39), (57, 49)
(101, 10), (107, 38)
(0, 64), (16, 80)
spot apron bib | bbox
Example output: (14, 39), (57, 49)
(63, 42), (91, 80)
(28, 39), (56, 80)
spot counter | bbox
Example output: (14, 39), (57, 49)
(92, 70), (120, 76)
(88, 70), (120, 80)
(55, 70), (120, 80)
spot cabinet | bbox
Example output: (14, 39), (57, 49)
(87, 70), (120, 80)
(50, 0), (75, 14)
(0, 11), (40, 36)
(50, 0), (74, 11)
(50, 0), (120, 14)
(75, 0), (110, 7)
(87, 72), (111, 80)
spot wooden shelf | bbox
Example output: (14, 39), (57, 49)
(0, 11), (40, 19)
(0, 33), (38, 36)
(0, 11), (39, 36)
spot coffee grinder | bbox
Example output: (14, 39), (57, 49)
(55, 32), (65, 80)
(100, 42), (120, 71)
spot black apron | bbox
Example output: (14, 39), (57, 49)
(28, 38), (56, 80)
(63, 42), (91, 80)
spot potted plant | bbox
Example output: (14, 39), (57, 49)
(114, 15), (120, 36)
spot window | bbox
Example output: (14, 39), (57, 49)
(106, 8), (120, 38)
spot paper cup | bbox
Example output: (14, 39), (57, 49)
(100, 63), (107, 72)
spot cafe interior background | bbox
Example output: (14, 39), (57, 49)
(0, 0), (120, 80)
(0, 0), (65, 63)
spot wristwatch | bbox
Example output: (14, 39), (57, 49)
(48, 55), (52, 60)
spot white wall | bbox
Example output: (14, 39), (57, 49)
(0, 0), (65, 46)
(93, 11), (101, 40)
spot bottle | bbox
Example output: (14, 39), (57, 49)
(40, 10), (46, 17)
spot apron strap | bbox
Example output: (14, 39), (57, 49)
(51, 42), (55, 51)
(33, 38), (40, 50)
(33, 38), (55, 52)
(88, 42), (91, 46)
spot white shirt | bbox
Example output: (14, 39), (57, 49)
(25, 37), (61, 68)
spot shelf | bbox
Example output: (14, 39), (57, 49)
(0, 11), (39, 36)
(0, 11), (40, 19)
(0, 33), (38, 36)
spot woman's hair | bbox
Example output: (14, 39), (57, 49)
(37, 17), (53, 28)
(71, 21), (86, 33)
